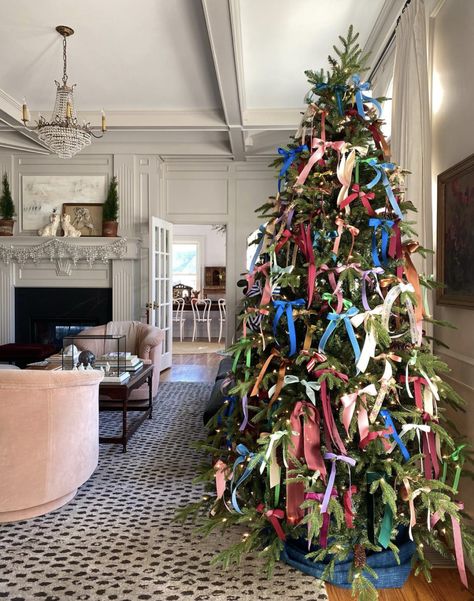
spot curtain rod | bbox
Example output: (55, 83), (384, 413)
(369, 0), (412, 81)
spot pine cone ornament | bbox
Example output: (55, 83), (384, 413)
(354, 544), (366, 568)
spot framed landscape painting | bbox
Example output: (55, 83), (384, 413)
(437, 154), (474, 308)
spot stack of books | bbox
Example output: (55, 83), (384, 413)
(94, 352), (144, 373)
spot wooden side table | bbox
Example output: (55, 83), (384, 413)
(98, 364), (153, 452)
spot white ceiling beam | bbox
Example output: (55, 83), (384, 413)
(201, 0), (245, 160)
(0, 88), (49, 152)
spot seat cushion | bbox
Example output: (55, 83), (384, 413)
(203, 378), (231, 426)
(215, 356), (233, 380)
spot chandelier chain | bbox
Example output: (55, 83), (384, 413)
(62, 35), (68, 86)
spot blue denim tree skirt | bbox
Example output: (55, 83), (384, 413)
(281, 529), (416, 589)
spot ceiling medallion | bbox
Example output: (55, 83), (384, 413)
(21, 25), (107, 159)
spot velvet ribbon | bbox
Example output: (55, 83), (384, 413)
(422, 417), (441, 481)
(294, 223), (316, 306)
(275, 228), (292, 253)
(250, 348), (280, 397)
(336, 149), (356, 208)
(380, 409), (410, 461)
(249, 225), (266, 273)
(351, 75), (382, 121)
(344, 485), (358, 528)
(367, 122), (391, 159)
(321, 453), (356, 514)
(359, 428), (393, 451)
(339, 183), (376, 216)
(273, 298), (306, 356)
(365, 158), (403, 220)
(287, 401), (326, 525)
(313, 369), (349, 455)
(316, 264), (343, 313)
(390, 220), (403, 279)
(268, 374), (321, 406)
(368, 217), (394, 267)
(245, 262), (272, 307)
(294, 112), (345, 187)
(214, 459), (229, 499)
(315, 82), (347, 115)
(360, 267), (385, 311)
(381, 281), (419, 345)
(332, 216), (359, 258)
(302, 350), (327, 373)
(431, 503), (468, 589)
(367, 471), (393, 548)
(441, 444), (466, 494)
(230, 443), (262, 514)
(400, 375), (431, 412)
(340, 383), (377, 442)
(403, 241), (424, 328)
(304, 489), (338, 548)
(257, 503), (286, 540)
(318, 306), (361, 363)
(404, 352), (440, 417)
(277, 145), (308, 192)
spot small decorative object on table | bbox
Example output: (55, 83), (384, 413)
(0, 173), (15, 236)
(38, 210), (60, 237)
(102, 176), (119, 237)
(61, 213), (81, 237)
(63, 334), (129, 383)
(78, 349), (96, 367)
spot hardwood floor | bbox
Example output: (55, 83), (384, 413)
(327, 569), (474, 600)
(160, 350), (221, 383)
(161, 352), (473, 600)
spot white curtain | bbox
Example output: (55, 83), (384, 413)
(391, 0), (432, 276)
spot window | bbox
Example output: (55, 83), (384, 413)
(172, 241), (200, 290)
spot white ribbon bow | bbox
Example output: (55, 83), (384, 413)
(350, 305), (384, 373)
(381, 282), (419, 344)
(336, 149), (356, 209)
(268, 375), (321, 405)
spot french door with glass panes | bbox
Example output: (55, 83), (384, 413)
(149, 217), (173, 370)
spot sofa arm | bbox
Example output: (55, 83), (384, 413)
(138, 328), (165, 360)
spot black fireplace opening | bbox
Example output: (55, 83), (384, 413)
(15, 287), (112, 350)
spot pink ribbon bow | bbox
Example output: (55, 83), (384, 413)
(431, 503), (468, 589)
(332, 216), (360, 258)
(245, 262), (272, 307)
(257, 504), (286, 541)
(294, 223), (317, 307)
(313, 369), (348, 455)
(214, 460), (229, 499)
(340, 384), (376, 443)
(286, 401), (326, 525)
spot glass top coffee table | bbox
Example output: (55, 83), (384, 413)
(98, 364), (153, 452)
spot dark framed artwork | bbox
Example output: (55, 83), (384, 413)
(205, 266), (226, 288)
(62, 203), (103, 237)
(437, 154), (474, 308)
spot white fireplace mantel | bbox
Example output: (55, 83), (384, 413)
(0, 236), (144, 344)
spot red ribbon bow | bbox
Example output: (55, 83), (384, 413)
(257, 504), (286, 541)
(340, 184), (376, 215)
(314, 369), (348, 455)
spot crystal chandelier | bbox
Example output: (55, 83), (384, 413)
(21, 26), (106, 159)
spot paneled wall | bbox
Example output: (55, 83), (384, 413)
(0, 150), (274, 343)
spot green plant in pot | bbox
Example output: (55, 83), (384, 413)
(102, 176), (119, 236)
(0, 173), (16, 236)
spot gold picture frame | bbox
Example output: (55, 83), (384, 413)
(62, 203), (103, 237)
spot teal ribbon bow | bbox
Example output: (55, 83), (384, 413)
(230, 444), (262, 514)
(352, 75), (382, 121)
(366, 158), (403, 220)
(318, 306), (361, 362)
(315, 82), (346, 115)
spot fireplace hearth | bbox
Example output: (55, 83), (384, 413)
(15, 288), (112, 350)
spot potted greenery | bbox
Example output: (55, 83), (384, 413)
(0, 173), (15, 236)
(102, 176), (119, 237)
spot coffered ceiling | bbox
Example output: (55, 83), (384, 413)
(0, 0), (405, 159)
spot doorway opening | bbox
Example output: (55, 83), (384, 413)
(171, 224), (227, 357)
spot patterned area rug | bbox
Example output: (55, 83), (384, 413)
(0, 382), (328, 601)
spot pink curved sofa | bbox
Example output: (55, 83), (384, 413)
(76, 321), (164, 400)
(0, 369), (103, 523)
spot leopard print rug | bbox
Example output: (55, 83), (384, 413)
(0, 382), (328, 601)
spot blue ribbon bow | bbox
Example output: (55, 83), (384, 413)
(352, 75), (382, 121)
(230, 443), (261, 513)
(380, 410), (410, 461)
(318, 306), (361, 362)
(315, 82), (346, 115)
(277, 145), (308, 192)
(369, 218), (394, 267)
(273, 299), (305, 356)
(249, 225), (266, 273)
(366, 158), (403, 220)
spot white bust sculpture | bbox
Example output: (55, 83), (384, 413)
(61, 213), (81, 238)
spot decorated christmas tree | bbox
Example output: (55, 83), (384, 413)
(178, 28), (474, 600)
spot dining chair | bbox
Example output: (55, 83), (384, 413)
(217, 298), (226, 344)
(172, 298), (186, 342)
(191, 298), (212, 342)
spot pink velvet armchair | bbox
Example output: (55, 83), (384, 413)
(0, 369), (103, 523)
(76, 321), (165, 400)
